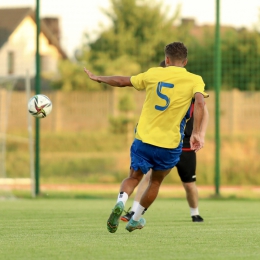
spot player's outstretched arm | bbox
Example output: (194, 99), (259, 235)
(83, 68), (133, 87)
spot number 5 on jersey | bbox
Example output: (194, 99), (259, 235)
(155, 82), (174, 111)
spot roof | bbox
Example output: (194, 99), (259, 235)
(0, 7), (32, 48)
(0, 7), (67, 58)
(178, 18), (238, 39)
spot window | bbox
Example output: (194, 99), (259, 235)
(8, 51), (14, 74)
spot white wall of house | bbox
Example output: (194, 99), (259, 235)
(0, 16), (62, 78)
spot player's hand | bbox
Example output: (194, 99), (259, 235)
(199, 133), (205, 148)
(83, 68), (100, 82)
(190, 132), (203, 152)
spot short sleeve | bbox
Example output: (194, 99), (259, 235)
(193, 75), (209, 98)
(130, 72), (146, 91)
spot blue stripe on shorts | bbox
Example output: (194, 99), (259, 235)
(130, 139), (182, 174)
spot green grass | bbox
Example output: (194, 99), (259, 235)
(0, 198), (260, 260)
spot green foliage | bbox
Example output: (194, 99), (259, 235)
(51, 60), (105, 91)
(40, 131), (127, 152)
(109, 115), (135, 134)
(186, 27), (260, 91)
(118, 93), (135, 112)
(103, 55), (141, 76)
(5, 132), (260, 185)
(81, 0), (180, 71)
(52, 0), (260, 91)
(41, 157), (123, 183)
(109, 92), (136, 133)
(221, 30), (260, 90)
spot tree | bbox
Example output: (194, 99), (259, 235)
(51, 59), (104, 91)
(54, 0), (260, 91)
(221, 29), (260, 90)
(80, 0), (181, 72)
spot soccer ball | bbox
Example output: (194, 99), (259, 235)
(28, 94), (52, 118)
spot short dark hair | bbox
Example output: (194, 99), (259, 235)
(164, 42), (188, 62)
(159, 60), (166, 67)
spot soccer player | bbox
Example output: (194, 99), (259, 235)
(84, 42), (208, 233)
(120, 61), (209, 223)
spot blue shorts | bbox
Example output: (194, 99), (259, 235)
(130, 139), (182, 174)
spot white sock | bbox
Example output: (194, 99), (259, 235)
(132, 204), (145, 221)
(117, 192), (128, 206)
(131, 201), (139, 212)
(190, 207), (199, 216)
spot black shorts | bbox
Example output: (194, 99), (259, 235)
(176, 149), (196, 183)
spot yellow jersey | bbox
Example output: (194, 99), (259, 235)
(130, 66), (208, 148)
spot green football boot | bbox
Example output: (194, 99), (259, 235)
(125, 217), (146, 232)
(107, 201), (124, 233)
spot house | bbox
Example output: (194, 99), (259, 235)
(178, 18), (238, 41)
(0, 7), (67, 80)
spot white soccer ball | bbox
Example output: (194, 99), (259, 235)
(28, 94), (52, 118)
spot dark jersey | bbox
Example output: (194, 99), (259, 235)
(182, 101), (194, 149)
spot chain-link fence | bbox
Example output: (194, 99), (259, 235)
(1, 1), (260, 189)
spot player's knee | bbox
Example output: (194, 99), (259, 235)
(183, 181), (196, 191)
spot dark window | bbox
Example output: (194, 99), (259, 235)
(8, 51), (14, 74)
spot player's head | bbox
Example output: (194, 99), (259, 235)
(164, 42), (188, 67)
(159, 60), (166, 68)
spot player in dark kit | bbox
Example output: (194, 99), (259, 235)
(121, 61), (209, 223)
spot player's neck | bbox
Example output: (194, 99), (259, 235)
(166, 58), (187, 67)
(167, 64), (184, 68)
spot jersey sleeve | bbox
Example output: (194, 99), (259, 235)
(130, 72), (146, 91)
(193, 75), (209, 98)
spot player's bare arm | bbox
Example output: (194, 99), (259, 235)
(190, 92), (205, 152)
(83, 68), (133, 87)
(199, 104), (209, 148)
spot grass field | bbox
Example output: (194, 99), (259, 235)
(0, 198), (260, 260)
